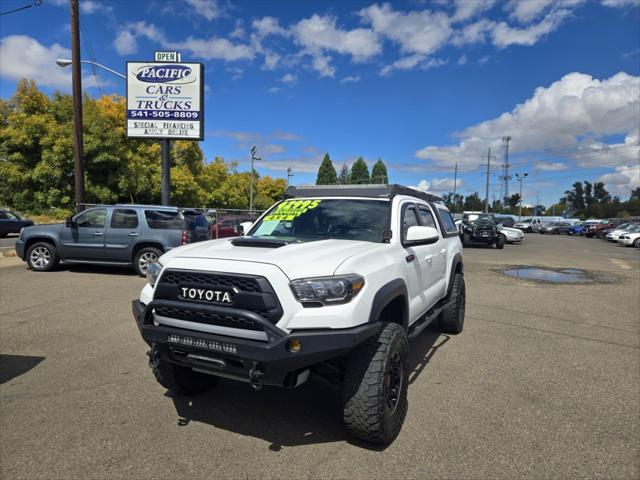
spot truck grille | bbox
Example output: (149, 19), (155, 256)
(155, 306), (262, 331)
(160, 270), (261, 293)
(154, 269), (283, 330)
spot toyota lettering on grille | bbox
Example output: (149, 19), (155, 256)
(180, 287), (233, 304)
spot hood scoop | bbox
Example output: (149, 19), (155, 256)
(230, 237), (300, 248)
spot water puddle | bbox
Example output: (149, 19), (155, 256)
(503, 267), (594, 284)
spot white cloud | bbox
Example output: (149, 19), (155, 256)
(311, 54), (335, 77)
(113, 30), (136, 55)
(340, 75), (361, 83)
(505, 0), (554, 23)
(167, 36), (255, 61)
(491, 7), (573, 47)
(457, 54), (467, 65)
(535, 162), (568, 171)
(478, 54), (490, 65)
(452, 18), (495, 45)
(80, 0), (113, 14)
(268, 87), (280, 94)
(0, 35), (96, 90)
(360, 3), (452, 56)
(412, 178), (463, 192)
(380, 55), (447, 76)
(262, 52), (281, 70)
(452, 0), (495, 22)
(415, 72), (640, 172)
(183, 0), (224, 21)
(229, 20), (246, 39)
(601, 0), (640, 7)
(252, 16), (289, 38)
(281, 73), (297, 84)
(598, 165), (640, 196)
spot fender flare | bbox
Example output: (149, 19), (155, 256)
(368, 278), (409, 330)
(446, 253), (464, 298)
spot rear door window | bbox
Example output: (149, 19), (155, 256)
(111, 209), (139, 229)
(438, 208), (459, 234)
(144, 210), (184, 230)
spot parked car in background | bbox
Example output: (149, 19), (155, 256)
(568, 223), (586, 235)
(585, 219), (620, 238)
(539, 222), (572, 234)
(618, 230), (640, 248)
(0, 209), (34, 237)
(605, 223), (638, 242)
(500, 225), (525, 243)
(458, 213), (504, 248)
(513, 217), (558, 232)
(15, 205), (211, 275)
(494, 215), (516, 228)
(210, 215), (258, 238)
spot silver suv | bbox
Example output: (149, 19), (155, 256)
(15, 205), (210, 275)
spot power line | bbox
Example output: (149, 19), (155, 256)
(0, 0), (42, 16)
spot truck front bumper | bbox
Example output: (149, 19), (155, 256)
(133, 299), (381, 388)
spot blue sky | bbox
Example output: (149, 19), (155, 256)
(1, 0), (639, 207)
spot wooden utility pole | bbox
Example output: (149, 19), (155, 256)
(70, 0), (84, 212)
(484, 147), (491, 213)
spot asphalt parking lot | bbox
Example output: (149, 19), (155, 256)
(1, 234), (638, 479)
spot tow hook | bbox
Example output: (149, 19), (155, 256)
(147, 343), (160, 369)
(248, 361), (264, 390)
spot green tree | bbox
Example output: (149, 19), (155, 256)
(593, 182), (611, 204)
(350, 157), (370, 184)
(338, 163), (350, 184)
(566, 182), (585, 212)
(630, 186), (640, 201)
(371, 159), (388, 184)
(507, 193), (521, 210)
(315, 153), (337, 185)
(463, 192), (481, 211)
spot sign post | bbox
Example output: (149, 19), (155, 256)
(126, 56), (204, 205)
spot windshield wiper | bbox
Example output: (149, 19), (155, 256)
(230, 237), (301, 248)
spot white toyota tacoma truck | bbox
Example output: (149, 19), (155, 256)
(132, 184), (465, 445)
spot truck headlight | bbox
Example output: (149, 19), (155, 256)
(146, 261), (163, 287)
(290, 275), (364, 305)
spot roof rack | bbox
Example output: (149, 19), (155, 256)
(283, 184), (443, 203)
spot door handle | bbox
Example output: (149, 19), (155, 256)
(128, 232), (139, 237)
(92, 232), (103, 236)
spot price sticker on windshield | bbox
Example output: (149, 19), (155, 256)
(264, 200), (321, 221)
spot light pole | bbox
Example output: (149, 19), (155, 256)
(287, 167), (294, 186)
(515, 172), (528, 221)
(56, 59), (126, 79)
(249, 146), (261, 212)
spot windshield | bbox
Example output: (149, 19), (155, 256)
(519, 219), (532, 224)
(249, 198), (390, 243)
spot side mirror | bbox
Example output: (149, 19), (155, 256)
(234, 224), (245, 235)
(405, 226), (439, 246)
(65, 216), (76, 228)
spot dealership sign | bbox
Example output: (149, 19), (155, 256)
(126, 60), (204, 140)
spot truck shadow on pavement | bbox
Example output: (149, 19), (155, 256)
(169, 326), (446, 451)
(0, 354), (45, 384)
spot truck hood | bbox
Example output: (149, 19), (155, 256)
(22, 223), (64, 235)
(161, 238), (382, 280)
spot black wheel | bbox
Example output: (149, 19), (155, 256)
(440, 272), (465, 334)
(134, 247), (162, 276)
(26, 242), (59, 271)
(342, 323), (409, 445)
(495, 235), (505, 249)
(634, 238), (640, 248)
(150, 357), (217, 395)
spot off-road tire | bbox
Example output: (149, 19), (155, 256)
(151, 358), (217, 395)
(134, 247), (162, 276)
(495, 235), (505, 249)
(342, 323), (409, 445)
(440, 272), (465, 334)
(26, 241), (59, 272)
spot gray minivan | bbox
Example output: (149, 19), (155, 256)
(15, 205), (211, 275)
